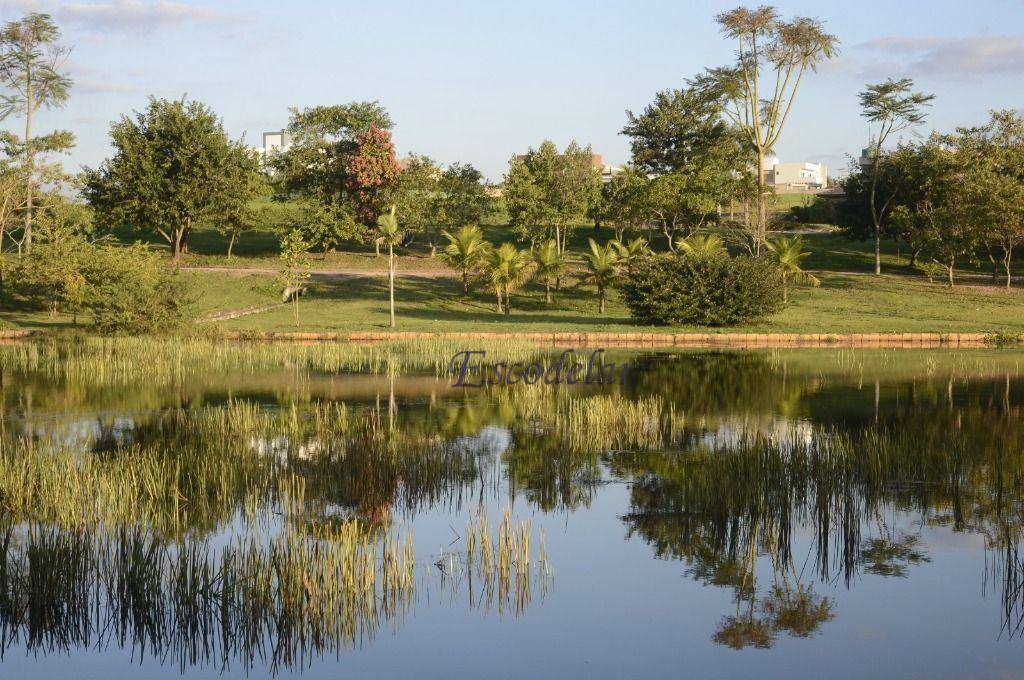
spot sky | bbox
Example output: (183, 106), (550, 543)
(0, 0), (1022, 182)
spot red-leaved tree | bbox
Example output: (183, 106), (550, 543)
(345, 124), (399, 225)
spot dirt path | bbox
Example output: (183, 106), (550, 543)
(184, 266), (457, 279)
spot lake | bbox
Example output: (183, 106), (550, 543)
(0, 339), (1022, 679)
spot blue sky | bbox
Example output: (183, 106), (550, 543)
(1, 0), (1023, 181)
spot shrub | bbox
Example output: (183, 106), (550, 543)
(81, 244), (194, 334)
(621, 254), (783, 326)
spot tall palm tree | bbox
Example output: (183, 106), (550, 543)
(533, 239), (567, 304)
(676, 233), (727, 259)
(376, 205), (403, 328)
(580, 238), (620, 314)
(440, 225), (489, 294)
(611, 236), (650, 269)
(767, 235), (820, 303)
(484, 243), (533, 316)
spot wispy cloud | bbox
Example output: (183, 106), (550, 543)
(1, 1), (234, 33)
(840, 34), (1024, 80)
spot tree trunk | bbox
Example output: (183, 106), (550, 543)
(172, 228), (184, 261)
(461, 270), (468, 294)
(874, 233), (881, 276)
(504, 285), (511, 316)
(375, 238), (380, 257)
(495, 289), (503, 313)
(388, 245), (395, 328)
(227, 233), (236, 260)
(293, 293), (299, 326)
(545, 281), (552, 304)
(755, 149), (766, 258)
(599, 288), (605, 314)
(23, 73), (34, 254)
(947, 260), (955, 288)
(1005, 251), (1013, 290)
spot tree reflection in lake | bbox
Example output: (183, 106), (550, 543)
(2, 343), (1024, 674)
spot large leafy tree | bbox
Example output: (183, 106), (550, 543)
(271, 102), (397, 243)
(83, 97), (262, 261)
(434, 162), (490, 246)
(0, 12), (73, 253)
(858, 78), (934, 274)
(695, 6), (839, 256)
(504, 140), (601, 253)
(392, 153), (439, 246)
(591, 166), (647, 242)
(888, 138), (973, 287)
(622, 86), (747, 251)
(950, 110), (1024, 288)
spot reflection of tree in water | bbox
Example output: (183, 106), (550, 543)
(615, 398), (1024, 643)
(858, 531), (931, 577)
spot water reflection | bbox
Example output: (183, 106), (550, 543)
(1, 344), (1024, 674)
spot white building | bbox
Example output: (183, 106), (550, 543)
(766, 160), (828, 191)
(262, 130), (292, 156)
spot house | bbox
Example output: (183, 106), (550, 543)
(765, 160), (828, 192)
(514, 152), (622, 183)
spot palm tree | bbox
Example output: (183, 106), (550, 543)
(611, 236), (650, 269)
(440, 225), (489, 294)
(766, 235), (820, 303)
(483, 243), (533, 316)
(676, 233), (727, 259)
(376, 205), (403, 328)
(533, 239), (567, 304)
(580, 238), (620, 314)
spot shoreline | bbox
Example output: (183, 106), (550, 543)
(0, 329), (1015, 348)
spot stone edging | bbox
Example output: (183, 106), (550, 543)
(0, 329), (1012, 348)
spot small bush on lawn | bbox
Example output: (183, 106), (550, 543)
(621, 253), (783, 326)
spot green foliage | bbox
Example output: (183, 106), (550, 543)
(434, 163), (490, 234)
(766, 235), (820, 302)
(391, 153), (439, 241)
(83, 97), (262, 260)
(277, 229), (312, 325)
(621, 253), (783, 326)
(591, 166), (646, 240)
(504, 140), (601, 251)
(440, 225), (489, 294)
(532, 239), (567, 304)
(676, 233), (727, 259)
(483, 243), (533, 316)
(284, 200), (360, 256)
(0, 12), (74, 253)
(579, 238), (620, 314)
(82, 244), (193, 334)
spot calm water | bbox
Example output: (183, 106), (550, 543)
(2, 345), (1024, 679)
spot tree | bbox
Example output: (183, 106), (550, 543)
(391, 153), (439, 246)
(677, 233), (727, 259)
(858, 78), (934, 274)
(217, 168), (268, 259)
(277, 229), (311, 326)
(766, 235), (819, 302)
(642, 169), (724, 251)
(440, 225), (490, 294)
(348, 124), (399, 229)
(951, 110), (1024, 288)
(697, 6), (839, 256)
(505, 140), (601, 253)
(887, 139), (971, 287)
(579, 238), (620, 314)
(0, 12), (72, 253)
(612, 236), (650, 269)
(284, 200), (361, 258)
(83, 97), (262, 260)
(272, 101), (392, 204)
(376, 205), (402, 328)
(434, 162), (490, 251)
(591, 166), (647, 242)
(533, 239), (568, 304)
(483, 243), (532, 315)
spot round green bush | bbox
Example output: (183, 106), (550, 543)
(621, 253), (783, 326)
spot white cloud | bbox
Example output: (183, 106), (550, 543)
(1, 1), (233, 33)
(846, 34), (1024, 79)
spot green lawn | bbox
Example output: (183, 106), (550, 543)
(204, 269), (1024, 334)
